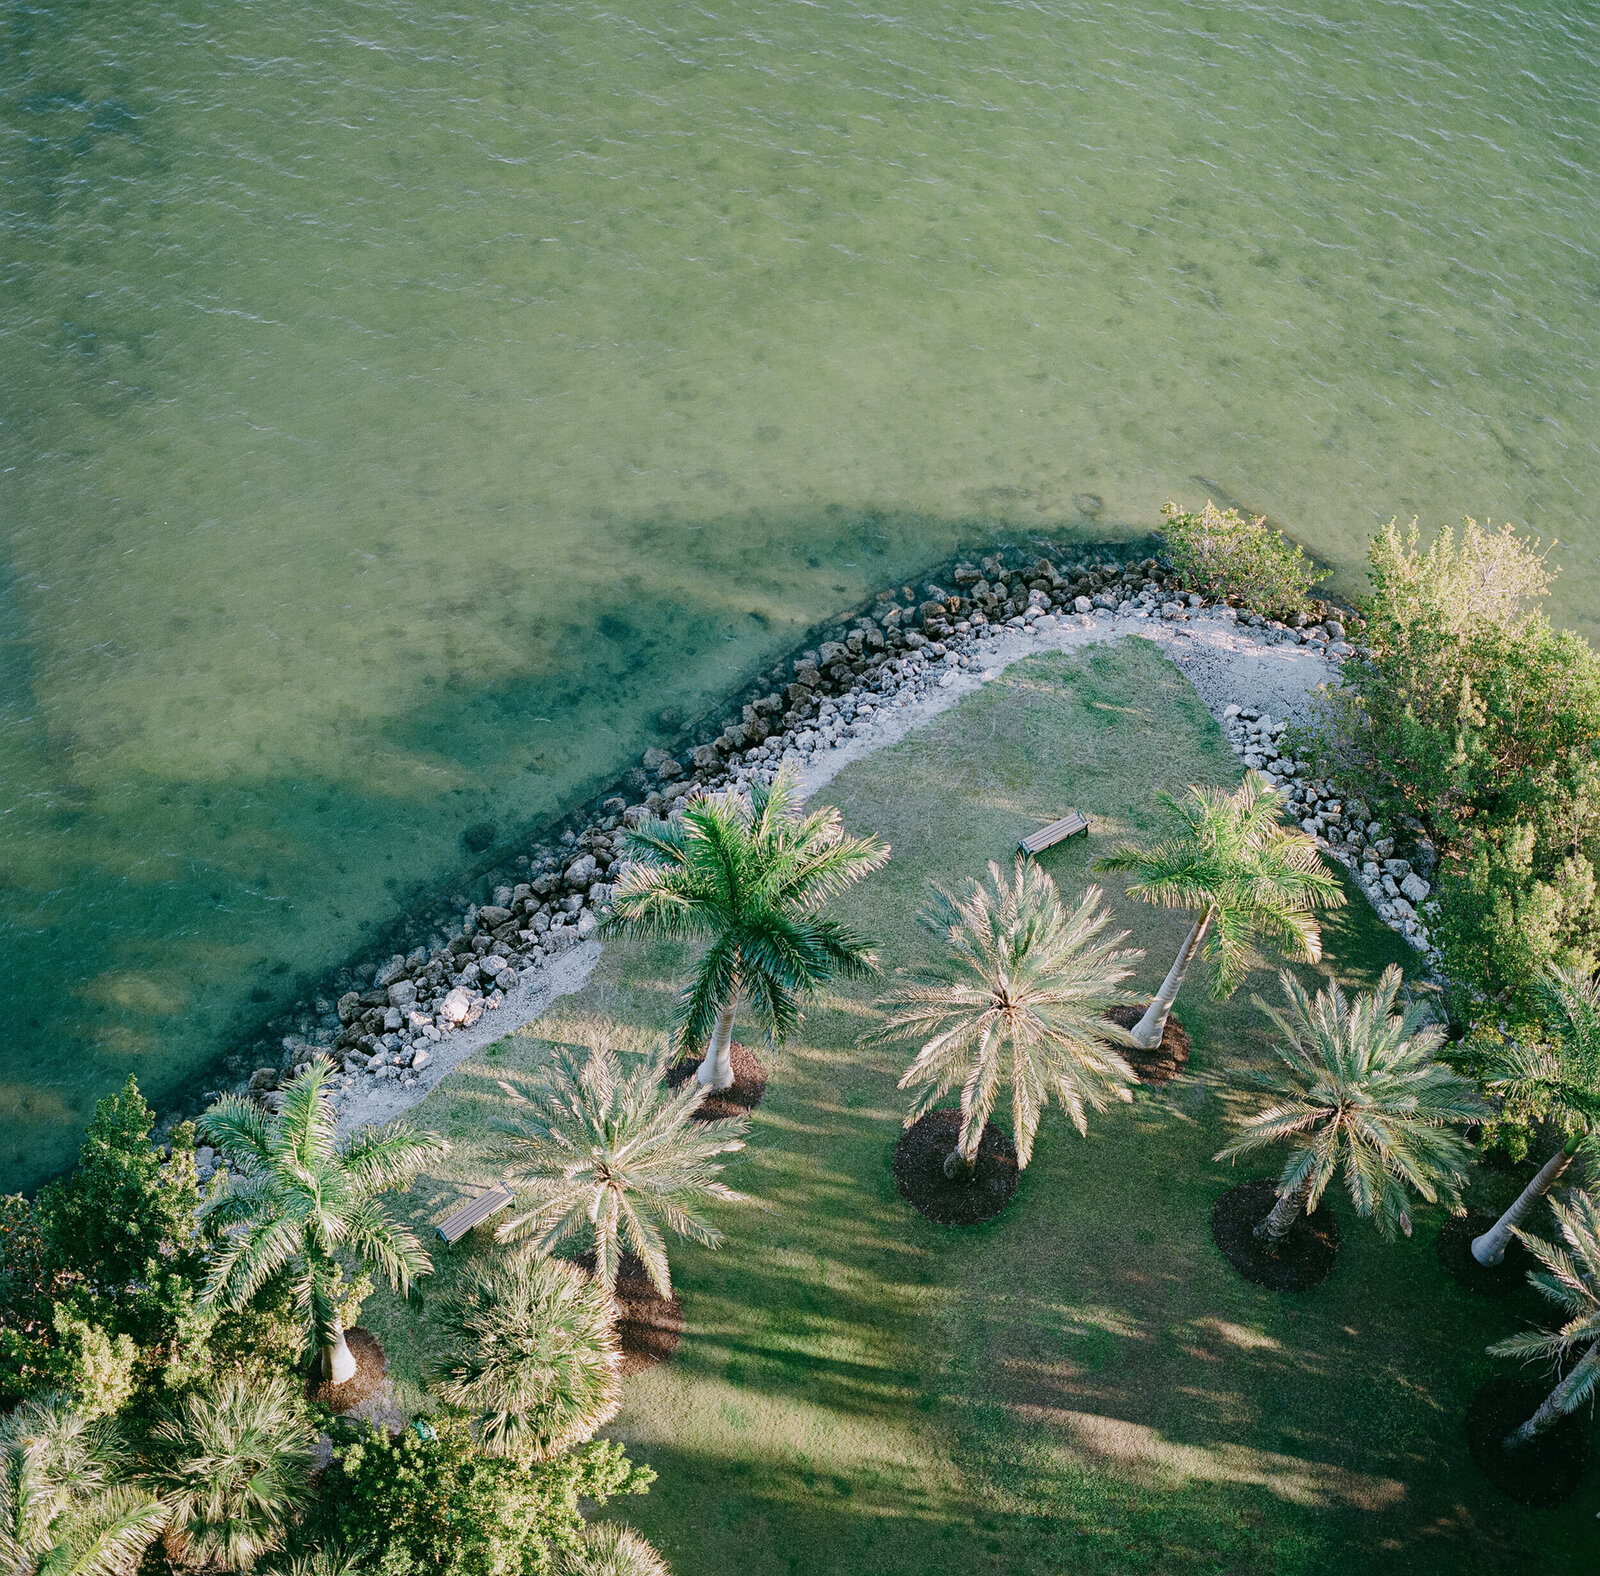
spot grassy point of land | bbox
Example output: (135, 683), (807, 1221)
(368, 639), (1590, 1575)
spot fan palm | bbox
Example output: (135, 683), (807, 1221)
(198, 1055), (448, 1382)
(863, 861), (1143, 1179)
(1096, 777), (1345, 1050)
(434, 1251), (621, 1463)
(1488, 1189), (1600, 1449)
(605, 765), (889, 1090)
(1216, 965), (1482, 1243)
(1471, 965), (1600, 1267)
(554, 1522), (671, 1576)
(495, 1034), (750, 1297)
(259, 1550), (362, 1576)
(146, 1374), (313, 1572)
(0, 1396), (164, 1576)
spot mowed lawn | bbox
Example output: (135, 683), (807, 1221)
(365, 639), (1590, 1575)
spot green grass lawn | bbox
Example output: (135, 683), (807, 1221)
(366, 638), (1592, 1575)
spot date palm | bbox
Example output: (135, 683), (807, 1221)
(1488, 1189), (1600, 1449)
(434, 1251), (621, 1463)
(605, 765), (889, 1089)
(198, 1056), (448, 1383)
(554, 1522), (671, 1576)
(865, 861), (1142, 1179)
(1216, 965), (1482, 1244)
(146, 1374), (313, 1572)
(1471, 965), (1600, 1267)
(495, 1034), (750, 1298)
(1096, 777), (1345, 1050)
(0, 1396), (164, 1576)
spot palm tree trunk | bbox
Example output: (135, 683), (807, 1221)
(1471, 1136), (1580, 1268)
(1254, 1177), (1311, 1244)
(323, 1323), (357, 1385)
(1503, 1340), (1600, 1450)
(697, 1003), (737, 1092)
(1129, 912), (1211, 1049)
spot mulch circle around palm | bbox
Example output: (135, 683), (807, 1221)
(893, 1109), (1020, 1227)
(1465, 1375), (1590, 1507)
(305, 1327), (388, 1414)
(1435, 1210), (1534, 1299)
(1211, 1177), (1340, 1292)
(664, 1042), (768, 1121)
(579, 1251), (684, 1375)
(1103, 1005), (1190, 1085)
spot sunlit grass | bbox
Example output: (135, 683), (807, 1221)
(367, 641), (1586, 1574)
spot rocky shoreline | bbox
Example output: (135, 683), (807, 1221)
(181, 542), (1440, 1172)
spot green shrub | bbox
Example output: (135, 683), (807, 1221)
(1315, 517), (1600, 1017)
(307, 1421), (653, 1576)
(1159, 500), (1320, 618)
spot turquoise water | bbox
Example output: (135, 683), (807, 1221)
(2, 0), (1597, 1190)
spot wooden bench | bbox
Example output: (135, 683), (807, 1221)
(1018, 811), (1090, 858)
(436, 1181), (514, 1244)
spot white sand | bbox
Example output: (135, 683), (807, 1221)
(337, 608), (1337, 1135)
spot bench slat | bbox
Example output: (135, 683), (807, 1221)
(437, 1181), (515, 1243)
(1018, 812), (1090, 856)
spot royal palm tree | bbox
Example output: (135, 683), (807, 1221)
(495, 1034), (750, 1298)
(1216, 966), (1482, 1244)
(434, 1251), (621, 1463)
(864, 861), (1142, 1179)
(199, 1056), (448, 1383)
(554, 1522), (671, 1576)
(0, 1396), (164, 1576)
(1096, 777), (1345, 1050)
(147, 1375), (313, 1572)
(1471, 965), (1600, 1267)
(1488, 1189), (1600, 1449)
(605, 766), (889, 1090)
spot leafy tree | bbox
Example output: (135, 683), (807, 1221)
(605, 766), (888, 1089)
(553, 1523), (670, 1576)
(34, 1082), (211, 1371)
(1487, 1189), (1600, 1449)
(1469, 965), (1600, 1267)
(434, 1253), (620, 1464)
(198, 1057), (447, 1382)
(1160, 500), (1320, 619)
(35, 1306), (137, 1422)
(146, 1374), (313, 1571)
(0, 1394), (164, 1576)
(1216, 966), (1482, 1244)
(496, 1035), (749, 1298)
(1096, 777), (1345, 1050)
(38, 1081), (205, 1294)
(864, 861), (1141, 1179)
(1313, 517), (1600, 1014)
(307, 1422), (652, 1576)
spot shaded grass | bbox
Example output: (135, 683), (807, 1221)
(366, 640), (1590, 1574)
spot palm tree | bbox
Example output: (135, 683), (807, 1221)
(863, 861), (1143, 1179)
(495, 1034), (750, 1298)
(605, 765), (889, 1090)
(1471, 965), (1600, 1267)
(259, 1550), (362, 1576)
(1096, 777), (1345, 1050)
(0, 1396), (164, 1576)
(434, 1251), (621, 1463)
(147, 1375), (313, 1572)
(1216, 966), (1482, 1244)
(198, 1055), (448, 1383)
(1488, 1189), (1600, 1449)
(555, 1522), (671, 1576)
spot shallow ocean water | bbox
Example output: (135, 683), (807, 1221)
(1, 0), (1596, 1188)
